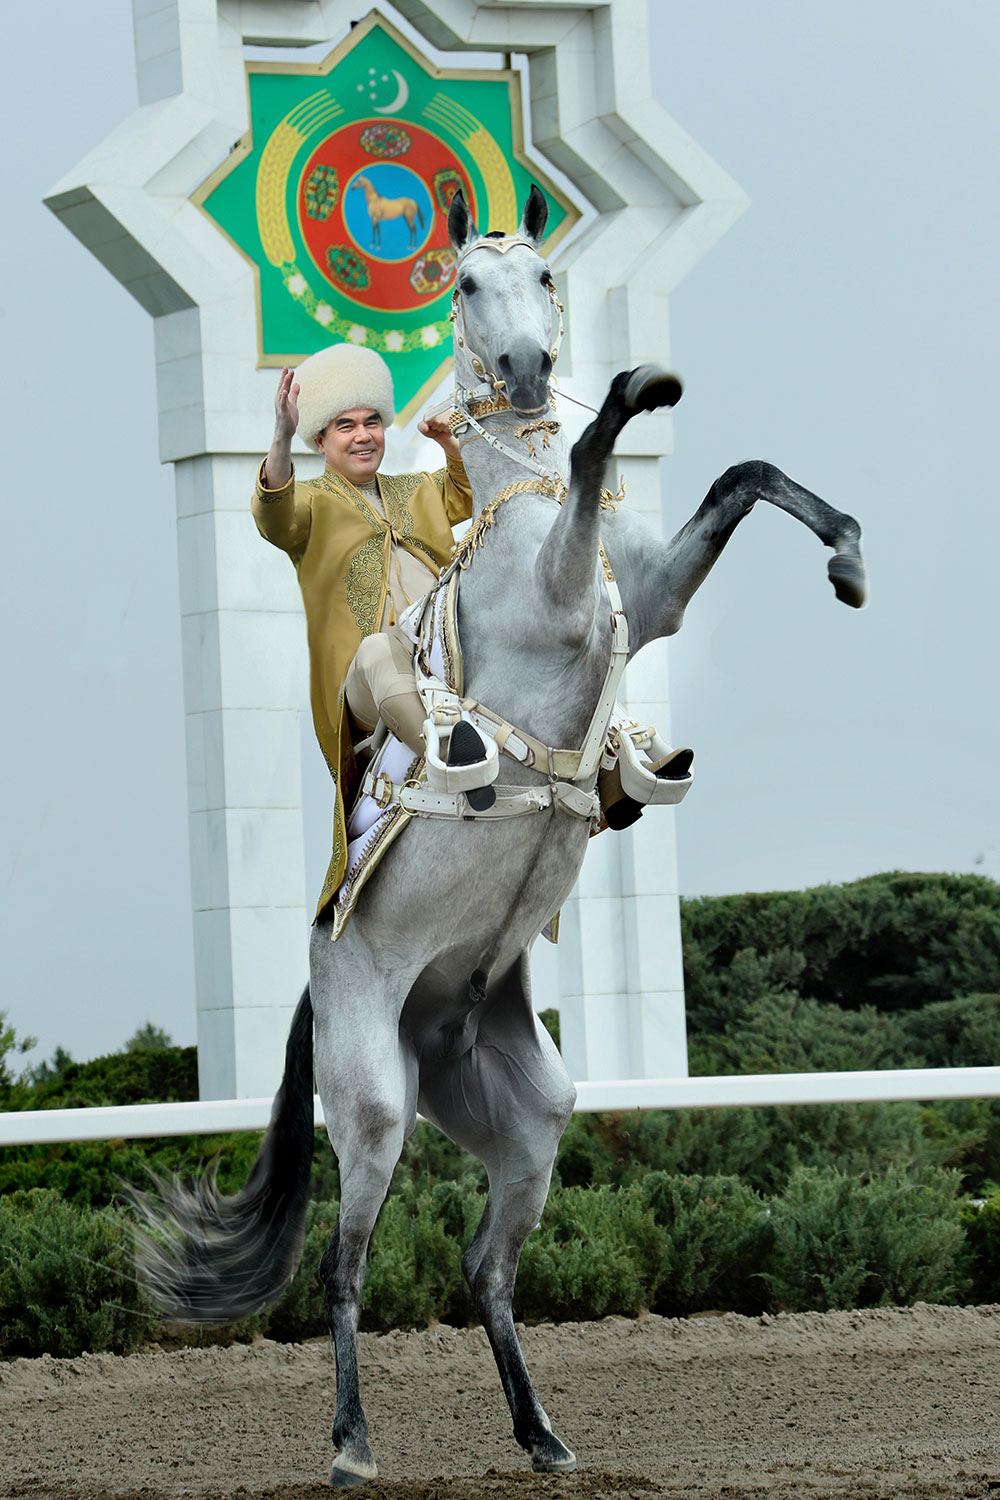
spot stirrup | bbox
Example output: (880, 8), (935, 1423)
(616, 727), (693, 808)
(423, 712), (499, 795)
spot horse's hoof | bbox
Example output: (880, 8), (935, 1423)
(828, 553), (868, 609)
(624, 364), (683, 412)
(330, 1449), (378, 1487)
(530, 1433), (577, 1473)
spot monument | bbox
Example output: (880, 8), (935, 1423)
(45, 0), (747, 1099)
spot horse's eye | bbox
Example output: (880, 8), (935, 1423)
(540, 270), (553, 286)
(459, 276), (477, 295)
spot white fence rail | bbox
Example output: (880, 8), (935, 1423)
(3, 1066), (1000, 1147)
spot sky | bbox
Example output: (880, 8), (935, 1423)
(2, 1), (998, 1069)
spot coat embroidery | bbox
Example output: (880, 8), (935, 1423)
(345, 533), (385, 637)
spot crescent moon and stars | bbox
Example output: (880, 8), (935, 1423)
(357, 67), (409, 115)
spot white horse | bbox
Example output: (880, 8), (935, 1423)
(133, 186), (867, 1486)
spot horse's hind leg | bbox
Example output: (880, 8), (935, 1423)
(319, 1146), (401, 1485)
(311, 938), (418, 1486)
(419, 960), (577, 1473)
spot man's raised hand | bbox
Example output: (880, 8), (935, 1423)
(274, 367), (300, 441)
(418, 411), (462, 463)
(263, 368), (300, 490)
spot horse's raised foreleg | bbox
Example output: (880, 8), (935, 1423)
(646, 459), (867, 639)
(535, 367), (681, 626)
(418, 961), (577, 1472)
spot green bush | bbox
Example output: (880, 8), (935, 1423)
(764, 1166), (967, 1312)
(516, 1184), (669, 1323)
(553, 1097), (965, 1199)
(391, 1123), (484, 1197)
(362, 1178), (482, 1330)
(898, 992), (1000, 1068)
(696, 990), (917, 1076)
(24, 1045), (199, 1111)
(0, 1189), (151, 1356)
(958, 1191), (1000, 1304)
(552, 1112), (622, 1189)
(681, 872), (1000, 1021)
(639, 1172), (770, 1316)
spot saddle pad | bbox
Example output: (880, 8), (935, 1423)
(329, 736), (420, 943)
(329, 582), (460, 941)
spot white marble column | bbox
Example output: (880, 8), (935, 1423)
(175, 448), (310, 1099)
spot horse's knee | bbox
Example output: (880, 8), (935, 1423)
(717, 458), (774, 493)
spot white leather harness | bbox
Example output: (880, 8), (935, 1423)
(360, 546), (629, 824)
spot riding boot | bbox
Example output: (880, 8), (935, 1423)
(423, 712), (499, 807)
(447, 721), (497, 812)
(346, 627), (499, 803)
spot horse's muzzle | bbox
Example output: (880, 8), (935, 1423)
(497, 343), (552, 419)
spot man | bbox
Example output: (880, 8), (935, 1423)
(253, 342), (481, 915)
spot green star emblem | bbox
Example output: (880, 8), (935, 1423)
(193, 10), (579, 420)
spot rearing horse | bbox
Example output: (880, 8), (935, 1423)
(350, 174), (424, 248)
(133, 186), (867, 1486)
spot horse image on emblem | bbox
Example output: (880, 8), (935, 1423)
(350, 172), (426, 250)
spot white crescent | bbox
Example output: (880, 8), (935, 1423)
(374, 69), (409, 115)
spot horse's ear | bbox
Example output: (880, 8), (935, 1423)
(448, 189), (477, 254)
(518, 184), (549, 248)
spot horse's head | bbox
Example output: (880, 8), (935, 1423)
(447, 185), (560, 418)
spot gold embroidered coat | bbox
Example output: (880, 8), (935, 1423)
(252, 457), (473, 916)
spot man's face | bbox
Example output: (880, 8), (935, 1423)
(316, 408), (386, 485)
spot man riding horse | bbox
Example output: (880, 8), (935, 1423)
(139, 184), (867, 1489)
(253, 344), (502, 912)
(253, 339), (693, 918)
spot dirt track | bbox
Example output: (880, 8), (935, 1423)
(3, 1305), (1000, 1500)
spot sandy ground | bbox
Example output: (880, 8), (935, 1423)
(2, 1305), (1000, 1500)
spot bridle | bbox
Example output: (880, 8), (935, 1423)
(448, 235), (566, 484)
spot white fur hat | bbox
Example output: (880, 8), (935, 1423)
(295, 343), (395, 446)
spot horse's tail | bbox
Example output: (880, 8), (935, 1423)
(417, 204), (425, 229)
(129, 986), (315, 1324)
